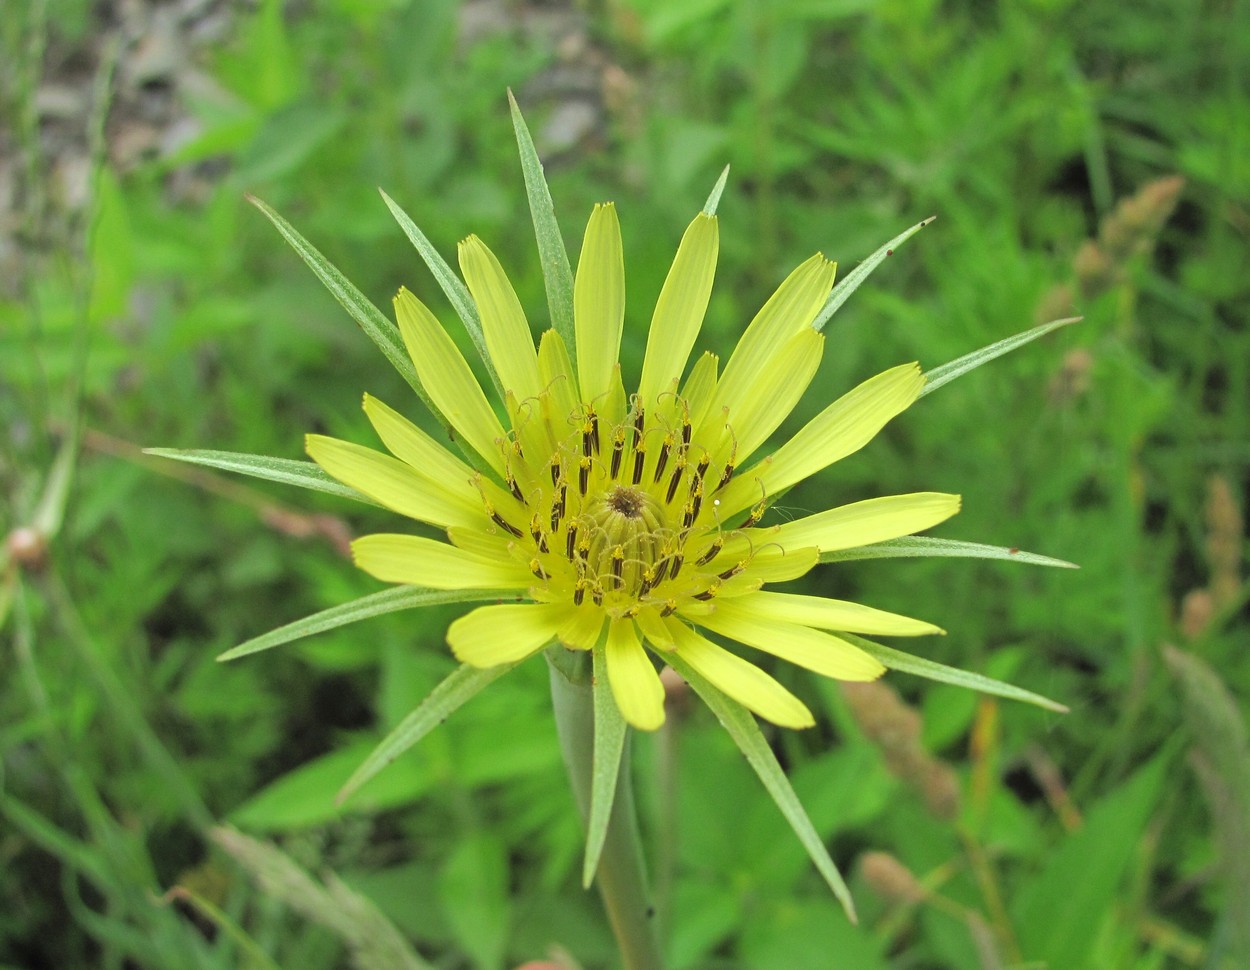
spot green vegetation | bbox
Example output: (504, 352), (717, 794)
(3, 0), (1247, 967)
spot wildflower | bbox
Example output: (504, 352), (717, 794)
(306, 201), (958, 731)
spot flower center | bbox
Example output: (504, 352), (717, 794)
(475, 382), (773, 617)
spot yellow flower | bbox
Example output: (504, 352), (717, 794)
(306, 202), (959, 732)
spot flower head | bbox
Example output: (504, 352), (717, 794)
(307, 201), (960, 731)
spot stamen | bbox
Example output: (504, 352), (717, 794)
(490, 510), (524, 538)
(742, 498), (768, 530)
(717, 561), (747, 580)
(681, 417), (692, 452)
(639, 565), (658, 597)
(565, 523), (578, 560)
(530, 515), (549, 552)
(691, 453), (710, 489)
(578, 456), (591, 496)
(591, 412), (601, 454)
(507, 472), (525, 504)
(693, 581), (721, 601)
(632, 408), (645, 449)
(716, 462), (735, 491)
(550, 458), (561, 487)
(659, 600), (678, 617)
(530, 559), (547, 580)
(632, 442), (646, 486)
(610, 427), (625, 479)
(574, 582), (586, 606)
(610, 546), (624, 587)
(665, 460), (685, 504)
(653, 434), (673, 483)
(668, 553), (684, 580)
(695, 538), (724, 565)
(550, 483), (567, 531)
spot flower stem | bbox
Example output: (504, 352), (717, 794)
(547, 650), (664, 970)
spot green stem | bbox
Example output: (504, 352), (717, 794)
(547, 651), (664, 970)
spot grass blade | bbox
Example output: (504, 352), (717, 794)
(218, 587), (518, 661)
(247, 195), (442, 421)
(508, 90), (575, 354)
(920, 316), (1082, 397)
(843, 633), (1069, 713)
(338, 662), (516, 804)
(144, 448), (380, 506)
(665, 651), (857, 922)
(378, 188), (502, 397)
(583, 639), (627, 888)
(821, 536), (1078, 569)
(813, 216), (935, 332)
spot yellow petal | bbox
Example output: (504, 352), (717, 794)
(725, 328), (824, 461)
(306, 435), (477, 528)
(574, 203), (625, 404)
(448, 602), (568, 667)
(605, 618), (666, 730)
(776, 492), (961, 552)
(394, 288), (507, 476)
(362, 395), (479, 501)
(701, 253), (835, 429)
(637, 212), (719, 406)
(693, 598), (885, 681)
(459, 235), (542, 402)
(538, 329), (580, 422)
(679, 351), (720, 423)
(718, 362), (925, 515)
(557, 604), (605, 651)
(666, 618), (814, 728)
(634, 607), (676, 651)
(732, 590), (944, 636)
(351, 534), (532, 589)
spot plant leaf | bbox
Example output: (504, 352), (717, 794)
(218, 587), (518, 661)
(821, 536), (1078, 569)
(213, 826), (435, 970)
(508, 90), (575, 355)
(378, 188), (502, 398)
(920, 316), (1081, 397)
(247, 195), (443, 422)
(338, 662), (517, 805)
(665, 651), (857, 922)
(841, 633), (1068, 713)
(583, 639), (628, 888)
(813, 216), (935, 332)
(144, 447), (380, 506)
(703, 165), (731, 216)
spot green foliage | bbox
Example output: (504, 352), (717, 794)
(3, 0), (1247, 967)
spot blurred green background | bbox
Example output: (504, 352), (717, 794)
(2, 0), (1248, 967)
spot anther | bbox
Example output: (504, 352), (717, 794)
(592, 588), (604, 606)
(610, 546), (625, 586)
(551, 483), (567, 531)
(695, 538), (723, 566)
(742, 499), (768, 530)
(693, 582), (721, 601)
(530, 516), (549, 552)
(550, 458), (561, 487)
(632, 408), (645, 449)
(565, 523), (578, 560)
(590, 412), (601, 454)
(681, 418), (692, 452)
(530, 559), (548, 580)
(665, 461), (685, 504)
(632, 442), (646, 486)
(507, 473), (525, 504)
(578, 456), (591, 496)
(490, 510), (524, 538)
(653, 434), (673, 483)
(610, 428), (625, 479)
(639, 565), (658, 597)
(691, 453), (710, 489)
(574, 583), (586, 606)
(668, 553), (684, 580)
(659, 600), (678, 617)
(717, 561), (747, 581)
